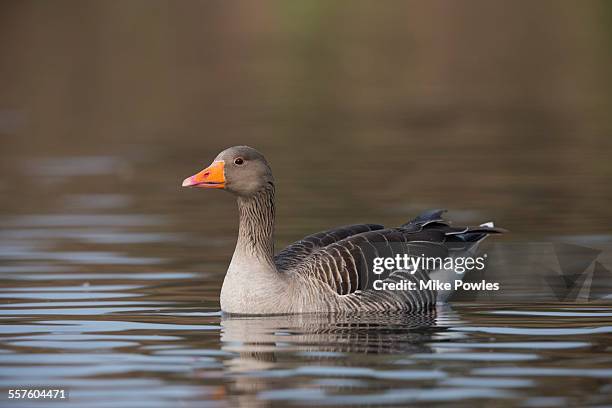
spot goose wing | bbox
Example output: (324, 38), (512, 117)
(296, 227), (451, 295)
(292, 210), (505, 296)
(275, 224), (384, 271)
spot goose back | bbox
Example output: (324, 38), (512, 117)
(275, 224), (384, 271)
(285, 210), (504, 311)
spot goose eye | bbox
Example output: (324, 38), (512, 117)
(234, 158), (244, 165)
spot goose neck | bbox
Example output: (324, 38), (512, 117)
(235, 184), (275, 262)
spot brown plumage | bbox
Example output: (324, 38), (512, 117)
(182, 146), (505, 315)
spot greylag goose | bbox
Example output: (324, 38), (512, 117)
(182, 146), (504, 315)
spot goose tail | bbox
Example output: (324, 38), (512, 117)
(409, 211), (507, 303)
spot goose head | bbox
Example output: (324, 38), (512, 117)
(182, 146), (274, 197)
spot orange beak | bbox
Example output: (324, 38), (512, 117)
(182, 160), (225, 189)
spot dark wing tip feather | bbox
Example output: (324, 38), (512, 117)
(401, 209), (447, 228)
(447, 226), (507, 243)
(463, 226), (508, 235)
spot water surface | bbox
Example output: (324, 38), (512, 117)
(2, 2), (612, 406)
(1, 187), (611, 407)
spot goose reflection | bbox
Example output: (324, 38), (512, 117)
(220, 311), (456, 372)
(218, 310), (460, 406)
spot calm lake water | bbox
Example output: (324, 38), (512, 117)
(2, 1), (612, 406)
(0, 148), (611, 407)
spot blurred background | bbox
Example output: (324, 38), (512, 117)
(1, 3), (612, 406)
(1, 0), (612, 242)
